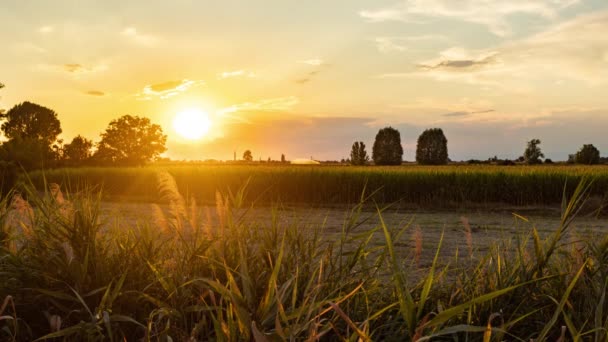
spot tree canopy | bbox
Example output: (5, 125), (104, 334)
(93, 115), (166, 166)
(372, 127), (403, 165)
(416, 128), (448, 165)
(575, 144), (600, 165)
(1, 101), (62, 144)
(524, 139), (544, 165)
(243, 150), (253, 162)
(63, 135), (93, 164)
(350, 141), (369, 166)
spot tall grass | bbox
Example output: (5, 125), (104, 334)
(27, 164), (608, 207)
(0, 175), (607, 340)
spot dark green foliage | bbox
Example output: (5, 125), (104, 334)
(93, 115), (166, 166)
(524, 139), (544, 165)
(416, 128), (448, 165)
(0, 101), (62, 145)
(575, 144), (600, 165)
(350, 141), (369, 166)
(62, 135), (93, 165)
(243, 150), (253, 161)
(372, 127), (403, 165)
(0, 137), (59, 170)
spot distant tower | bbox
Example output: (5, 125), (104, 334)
(233, 150), (236, 161)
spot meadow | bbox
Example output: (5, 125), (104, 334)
(27, 164), (608, 207)
(1, 167), (608, 340)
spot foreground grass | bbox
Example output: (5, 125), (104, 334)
(1, 174), (608, 340)
(27, 164), (608, 207)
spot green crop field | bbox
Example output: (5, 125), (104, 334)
(27, 164), (608, 207)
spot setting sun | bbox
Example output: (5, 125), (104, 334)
(173, 108), (211, 140)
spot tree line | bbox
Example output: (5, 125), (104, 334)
(0, 101), (167, 174)
(350, 126), (603, 166)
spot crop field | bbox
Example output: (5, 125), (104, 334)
(2, 169), (608, 340)
(27, 164), (608, 207)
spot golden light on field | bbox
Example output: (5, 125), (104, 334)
(173, 108), (212, 140)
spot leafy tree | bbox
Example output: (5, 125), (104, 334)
(243, 150), (253, 162)
(281, 154), (286, 163)
(372, 127), (403, 166)
(63, 135), (93, 165)
(350, 141), (369, 166)
(416, 128), (448, 165)
(0, 137), (58, 170)
(575, 144), (600, 165)
(93, 115), (166, 166)
(1, 101), (62, 145)
(524, 139), (544, 165)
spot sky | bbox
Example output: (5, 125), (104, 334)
(1, 0), (607, 161)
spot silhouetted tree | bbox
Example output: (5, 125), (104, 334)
(0, 137), (57, 170)
(94, 115), (166, 166)
(1, 101), (62, 145)
(416, 128), (448, 165)
(372, 127), (403, 165)
(243, 150), (253, 162)
(281, 154), (286, 163)
(63, 135), (93, 165)
(350, 141), (369, 165)
(575, 144), (600, 165)
(524, 139), (544, 165)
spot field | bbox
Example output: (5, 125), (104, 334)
(1, 166), (608, 340)
(26, 164), (608, 207)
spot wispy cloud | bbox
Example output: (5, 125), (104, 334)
(442, 109), (495, 117)
(84, 90), (105, 96)
(218, 96), (299, 117)
(121, 26), (159, 46)
(360, 0), (580, 36)
(136, 79), (205, 100)
(374, 35), (448, 53)
(218, 70), (256, 79)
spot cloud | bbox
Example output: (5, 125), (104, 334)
(299, 59), (325, 66)
(417, 50), (498, 71)
(381, 11), (608, 86)
(38, 26), (54, 34)
(218, 96), (299, 117)
(64, 64), (85, 73)
(136, 79), (205, 100)
(442, 109), (495, 117)
(218, 70), (256, 79)
(360, 0), (580, 36)
(121, 26), (159, 46)
(84, 90), (105, 96)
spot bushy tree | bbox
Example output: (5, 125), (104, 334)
(0, 137), (58, 170)
(416, 128), (448, 165)
(372, 127), (403, 165)
(281, 154), (286, 163)
(243, 150), (253, 162)
(93, 115), (166, 166)
(524, 139), (544, 165)
(1, 101), (62, 144)
(63, 135), (93, 165)
(575, 144), (600, 165)
(350, 141), (369, 166)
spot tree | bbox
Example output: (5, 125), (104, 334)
(416, 128), (448, 165)
(281, 154), (286, 163)
(243, 150), (253, 162)
(575, 144), (600, 165)
(1, 101), (62, 145)
(350, 141), (369, 165)
(523, 139), (544, 165)
(93, 115), (166, 166)
(63, 135), (93, 165)
(372, 127), (403, 165)
(0, 137), (57, 170)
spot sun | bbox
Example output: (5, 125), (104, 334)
(173, 108), (211, 140)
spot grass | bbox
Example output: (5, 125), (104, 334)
(1, 173), (608, 340)
(26, 164), (608, 207)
